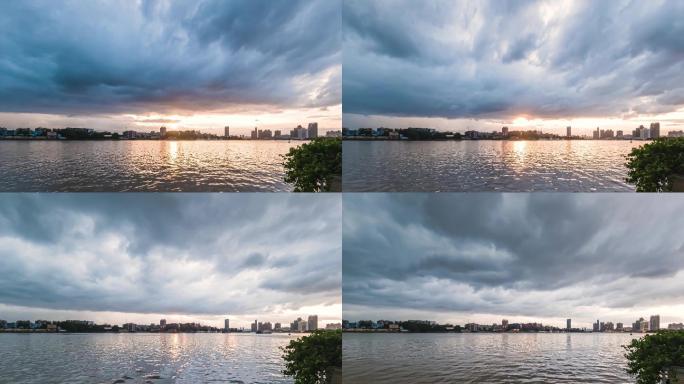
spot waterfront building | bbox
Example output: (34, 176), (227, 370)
(603, 322), (614, 332)
(160, 319), (166, 327)
(160, 126), (167, 137)
(566, 319), (571, 330)
(291, 125), (308, 140)
(650, 122), (660, 139)
(308, 315), (318, 331)
(502, 126), (509, 135)
(616, 323), (624, 331)
(633, 317), (647, 332)
(251, 320), (258, 332)
(224, 126), (229, 138)
(502, 319), (508, 328)
(224, 319), (230, 331)
(307, 122), (319, 139)
(566, 126), (571, 137)
(650, 315), (660, 331)
(593, 320), (600, 332)
(668, 323), (684, 330)
(258, 322), (272, 332)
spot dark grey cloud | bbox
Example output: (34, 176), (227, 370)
(343, 194), (684, 323)
(343, 0), (684, 121)
(0, 0), (341, 116)
(0, 194), (341, 319)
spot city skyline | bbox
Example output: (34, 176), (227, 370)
(0, 194), (342, 328)
(342, 0), (684, 134)
(343, 194), (684, 328)
(0, 0), (341, 134)
(342, 314), (684, 333)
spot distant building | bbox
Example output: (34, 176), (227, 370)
(258, 322), (272, 332)
(650, 315), (660, 331)
(566, 126), (571, 137)
(224, 126), (230, 138)
(160, 126), (167, 137)
(650, 122), (660, 139)
(251, 128), (258, 140)
(633, 317), (647, 333)
(308, 315), (318, 332)
(502, 319), (508, 328)
(292, 125), (308, 140)
(593, 320), (600, 332)
(502, 126), (509, 135)
(326, 323), (342, 330)
(224, 319), (230, 331)
(616, 323), (624, 331)
(593, 128), (600, 139)
(258, 129), (272, 139)
(668, 323), (684, 330)
(307, 123), (318, 139)
(602, 322), (614, 332)
(251, 320), (258, 333)
(566, 319), (571, 330)
(160, 319), (166, 327)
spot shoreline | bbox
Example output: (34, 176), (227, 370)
(0, 137), (310, 142)
(342, 137), (652, 142)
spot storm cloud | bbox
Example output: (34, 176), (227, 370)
(343, 194), (684, 327)
(343, 0), (684, 128)
(0, 194), (341, 326)
(0, 0), (341, 116)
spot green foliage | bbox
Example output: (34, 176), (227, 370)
(624, 331), (684, 384)
(398, 321), (460, 333)
(625, 138), (684, 192)
(282, 330), (342, 384)
(282, 138), (342, 192)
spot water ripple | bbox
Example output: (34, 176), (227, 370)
(0, 141), (297, 192)
(343, 333), (638, 383)
(342, 141), (640, 192)
(0, 333), (296, 384)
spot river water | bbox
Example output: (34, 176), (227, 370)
(343, 332), (640, 383)
(0, 141), (297, 192)
(342, 140), (641, 192)
(0, 333), (296, 384)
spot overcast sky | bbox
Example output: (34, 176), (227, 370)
(343, 0), (684, 135)
(0, 194), (341, 328)
(0, 0), (341, 134)
(343, 194), (684, 329)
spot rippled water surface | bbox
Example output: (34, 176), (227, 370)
(343, 141), (641, 191)
(0, 333), (297, 384)
(0, 141), (298, 191)
(343, 333), (639, 383)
